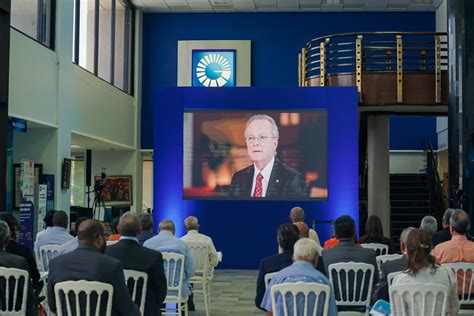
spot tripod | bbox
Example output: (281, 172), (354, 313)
(92, 189), (107, 220)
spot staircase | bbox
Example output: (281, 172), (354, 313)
(390, 173), (433, 250)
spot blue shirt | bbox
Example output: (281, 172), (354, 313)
(35, 227), (74, 255)
(58, 237), (79, 256)
(143, 231), (195, 296)
(138, 231), (155, 245)
(261, 260), (338, 316)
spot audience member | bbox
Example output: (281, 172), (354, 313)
(35, 210), (74, 256)
(58, 216), (89, 255)
(108, 217), (121, 241)
(420, 215), (438, 235)
(294, 221), (310, 238)
(392, 229), (459, 315)
(290, 206), (321, 247)
(372, 226), (415, 302)
(432, 208), (455, 247)
(138, 212), (155, 245)
(322, 215), (378, 312)
(34, 210), (56, 245)
(144, 219), (195, 298)
(181, 216), (219, 269)
(255, 224), (300, 309)
(106, 212), (167, 316)
(48, 220), (140, 316)
(360, 215), (394, 253)
(260, 238), (337, 316)
(0, 220), (36, 316)
(0, 212), (41, 295)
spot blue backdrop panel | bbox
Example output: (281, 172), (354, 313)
(153, 87), (358, 269)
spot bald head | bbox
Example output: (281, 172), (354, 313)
(290, 207), (305, 223)
(184, 216), (199, 231)
(118, 212), (141, 237)
(53, 210), (68, 229)
(77, 220), (104, 245)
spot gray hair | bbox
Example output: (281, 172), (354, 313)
(293, 238), (319, 261)
(244, 115), (279, 138)
(184, 216), (199, 231)
(138, 213), (154, 231)
(450, 209), (470, 235)
(0, 221), (10, 248)
(290, 206), (305, 223)
(400, 226), (415, 244)
(158, 219), (175, 234)
(443, 209), (455, 225)
(420, 216), (438, 234)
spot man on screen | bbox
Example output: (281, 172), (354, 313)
(229, 114), (306, 198)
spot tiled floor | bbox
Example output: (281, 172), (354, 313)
(190, 269), (264, 316)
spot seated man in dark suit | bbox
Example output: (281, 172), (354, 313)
(106, 212), (167, 316)
(47, 219), (140, 316)
(322, 215), (378, 312)
(372, 226), (414, 302)
(432, 208), (454, 247)
(0, 220), (36, 316)
(229, 114), (306, 198)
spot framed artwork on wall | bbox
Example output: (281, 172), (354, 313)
(192, 49), (236, 87)
(13, 163), (43, 209)
(94, 175), (133, 206)
(61, 158), (71, 189)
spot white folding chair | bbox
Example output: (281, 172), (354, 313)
(161, 252), (188, 316)
(389, 283), (448, 316)
(124, 269), (148, 316)
(186, 241), (211, 316)
(0, 267), (29, 316)
(265, 272), (278, 289)
(443, 262), (474, 314)
(54, 280), (113, 316)
(270, 282), (331, 316)
(387, 271), (402, 287)
(328, 262), (375, 315)
(376, 254), (403, 278)
(38, 244), (61, 272)
(361, 243), (389, 256)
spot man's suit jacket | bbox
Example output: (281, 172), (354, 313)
(47, 245), (140, 316)
(6, 240), (41, 290)
(432, 227), (451, 247)
(0, 249), (35, 316)
(105, 239), (167, 316)
(372, 255), (407, 303)
(229, 158), (306, 198)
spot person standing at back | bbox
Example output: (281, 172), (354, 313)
(290, 206), (321, 248)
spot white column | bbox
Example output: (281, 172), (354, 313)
(367, 115), (391, 237)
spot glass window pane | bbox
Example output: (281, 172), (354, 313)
(11, 0), (39, 40)
(98, 0), (112, 81)
(79, 0), (96, 73)
(114, 1), (126, 90)
(71, 160), (85, 206)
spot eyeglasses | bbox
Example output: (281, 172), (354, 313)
(245, 135), (276, 143)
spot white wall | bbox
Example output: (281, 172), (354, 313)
(142, 160), (153, 210)
(437, 117), (448, 150)
(390, 151), (426, 174)
(436, 0), (447, 32)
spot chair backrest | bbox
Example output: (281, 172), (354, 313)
(124, 269), (148, 316)
(387, 271), (402, 287)
(443, 262), (474, 304)
(0, 267), (29, 316)
(361, 243), (389, 256)
(54, 280), (114, 316)
(271, 282), (331, 316)
(376, 254), (403, 278)
(389, 283), (448, 316)
(185, 241), (209, 278)
(265, 272), (278, 289)
(39, 244), (61, 271)
(328, 262), (375, 309)
(162, 252), (185, 299)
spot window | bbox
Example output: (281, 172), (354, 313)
(11, 0), (55, 49)
(70, 159), (85, 206)
(73, 0), (134, 94)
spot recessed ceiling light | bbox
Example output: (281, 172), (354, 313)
(71, 145), (81, 148)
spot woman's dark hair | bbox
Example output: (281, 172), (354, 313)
(405, 228), (437, 276)
(0, 212), (19, 240)
(277, 224), (300, 251)
(361, 215), (384, 243)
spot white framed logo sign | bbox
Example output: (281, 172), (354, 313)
(192, 50), (236, 87)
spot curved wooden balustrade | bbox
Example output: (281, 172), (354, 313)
(299, 32), (448, 107)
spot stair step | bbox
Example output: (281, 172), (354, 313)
(390, 182), (427, 188)
(390, 174), (427, 181)
(391, 187), (428, 194)
(391, 193), (430, 200)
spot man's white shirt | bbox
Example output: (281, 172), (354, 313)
(181, 230), (219, 267)
(250, 156), (275, 197)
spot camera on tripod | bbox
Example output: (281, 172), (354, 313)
(94, 171), (107, 194)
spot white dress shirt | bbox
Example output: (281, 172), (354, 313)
(250, 156), (275, 197)
(181, 230), (219, 268)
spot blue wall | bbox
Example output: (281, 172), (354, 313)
(390, 116), (438, 150)
(142, 12), (435, 149)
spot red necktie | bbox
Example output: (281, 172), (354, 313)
(253, 172), (263, 197)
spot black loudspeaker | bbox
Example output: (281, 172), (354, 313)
(86, 149), (92, 187)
